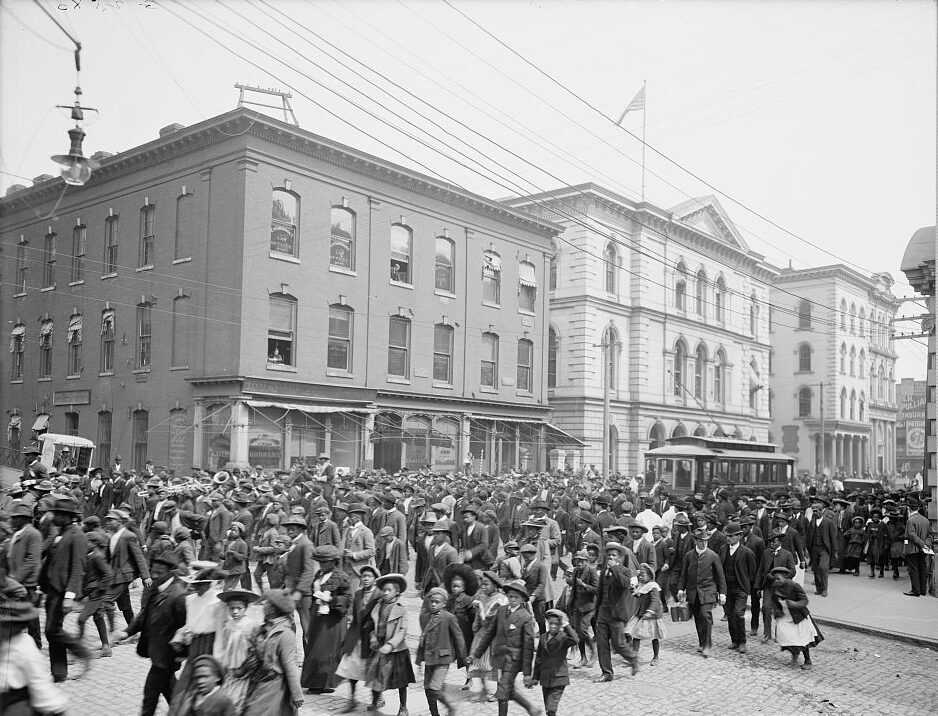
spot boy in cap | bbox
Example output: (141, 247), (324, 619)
(532, 608), (578, 716)
(416, 586), (467, 716)
(677, 528), (726, 658)
(222, 522), (248, 590)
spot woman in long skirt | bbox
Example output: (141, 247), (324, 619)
(240, 589), (304, 716)
(300, 546), (351, 694)
(767, 567), (824, 670)
(365, 574), (415, 716)
(214, 589), (262, 713)
(468, 571), (507, 702)
(335, 565), (381, 713)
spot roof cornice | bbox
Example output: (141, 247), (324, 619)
(774, 264), (900, 305)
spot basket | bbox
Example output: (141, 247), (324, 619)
(669, 602), (692, 622)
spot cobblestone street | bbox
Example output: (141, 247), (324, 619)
(54, 585), (938, 716)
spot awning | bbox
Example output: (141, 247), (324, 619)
(9, 324), (24, 353)
(370, 427), (453, 447)
(518, 262), (536, 288)
(482, 251), (502, 272)
(8, 415), (21, 430)
(39, 321), (53, 347)
(245, 399), (375, 414)
(544, 422), (585, 447)
(67, 315), (82, 344)
(101, 310), (115, 335)
(32, 414), (50, 432)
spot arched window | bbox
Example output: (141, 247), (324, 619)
(694, 424), (707, 437)
(850, 303), (856, 334)
(840, 299), (847, 329)
(849, 346), (856, 376)
(66, 314), (82, 377)
(673, 340), (686, 397)
(798, 299), (812, 329)
(850, 390), (857, 420)
(839, 343), (847, 374)
(649, 422), (667, 450)
(715, 276), (726, 321)
(270, 188), (299, 257)
(432, 323), (454, 384)
(518, 261), (537, 312)
(135, 302), (152, 369)
(672, 423), (687, 438)
(714, 349), (726, 404)
(174, 190), (194, 260)
(858, 350), (865, 378)
(750, 294), (759, 336)
(604, 326), (620, 392)
(388, 315), (412, 378)
(798, 387), (813, 417)
(604, 243), (617, 294)
(674, 262), (687, 311)
(798, 343), (812, 372)
(517, 338), (534, 391)
(549, 253), (558, 291)
(694, 344), (707, 399)
(840, 387), (848, 418)
(859, 393), (866, 421)
(696, 270), (707, 317)
(547, 328), (558, 388)
(434, 236), (455, 293)
(268, 293), (297, 367)
(482, 250), (501, 304)
(390, 223), (412, 284)
(330, 206), (356, 270)
(878, 363), (885, 401)
(858, 307), (865, 336)
(328, 304), (354, 372)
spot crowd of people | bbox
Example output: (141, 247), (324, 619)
(0, 443), (935, 716)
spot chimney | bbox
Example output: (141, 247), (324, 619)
(159, 123), (186, 138)
(5, 184), (27, 196)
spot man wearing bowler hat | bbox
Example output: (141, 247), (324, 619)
(341, 503), (376, 594)
(805, 496), (838, 597)
(678, 527), (726, 658)
(6, 499), (43, 649)
(592, 541), (639, 682)
(721, 522), (757, 653)
(282, 513), (316, 640)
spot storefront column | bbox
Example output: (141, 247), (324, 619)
(537, 424), (546, 472)
(229, 401), (250, 467)
(192, 401), (205, 468)
(460, 415), (471, 471)
(363, 412), (375, 470)
(283, 418), (293, 471)
(834, 435), (841, 470)
(323, 415), (333, 460)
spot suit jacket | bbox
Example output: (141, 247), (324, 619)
(39, 523), (87, 596)
(595, 563), (634, 621)
(127, 577), (188, 669)
(632, 537), (657, 573)
(805, 517), (838, 556)
(312, 519), (342, 548)
(205, 505), (233, 543)
(417, 609), (467, 666)
(758, 546), (797, 589)
(384, 509), (408, 546)
(423, 542), (458, 590)
(532, 625), (578, 687)
(376, 537), (408, 575)
(109, 529), (150, 585)
(744, 533), (766, 576)
(472, 603), (536, 675)
(342, 523), (376, 576)
(461, 523), (493, 570)
(721, 544), (757, 594)
(904, 512), (930, 555)
(571, 563), (598, 614)
(522, 557), (552, 603)
(6, 523), (41, 587)
(284, 534), (316, 596)
(679, 548), (726, 606)
(753, 508), (772, 541)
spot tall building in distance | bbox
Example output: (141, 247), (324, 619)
(505, 185), (776, 478)
(1, 108), (584, 475)
(770, 266), (900, 476)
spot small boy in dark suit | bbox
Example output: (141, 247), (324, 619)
(416, 586), (467, 716)
(532, 608), (578, 716)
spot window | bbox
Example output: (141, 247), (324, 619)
(673, 340), (686, 397)
(482, 251), (501, 304)
(67, 314), (82, 376)
(97, 411), (112, 469)
(798, 387), (812, 417)
(9, 324), (25, 380)
(136, 302), (152, 369)
(267, 294), (296, 367)
(100, 310), (115, 374)
(604, 243), (617, 294)
(387, 316), (411, 378)
(174, 191), (194, 260)
(714, 349), (725, 403)
(139, 204), (155, 267)
(841, 388), (847, 418)
(171, 296), (191, 368)
(850, 390), (857, 421)
(432, 323), (454, 384)
(517, 339), (534, 392)
(694, 344), (706, 399)
(840, 299), (847, 329)
(798, 299), (812, 329)
(547, 328), (558, 388)
(840, 343), (847, 374)
(549, 254), (558, 291)
(434, 236), (455, 292)
(42, 230), (56, 287)
(750, 294), (759, 336)
(749, 359), (760, 410)
(714, 276), (726, 321)
(389, 223), (412, 283)
(104, 215), (119, 274)
(327, 304), (353, 372)
(859, 307), (865, 337)
(39, 320), (53, 378)
(675, 263), (687, 311)
(859, 393), (866, 421)
(480, 332), (498, 388)
(330, 206), (356, 270)
(518, 261), (536, 312)
(696, 270), (707, 317)
(270, 189), (299, 257)
(15, 239), (27, 294)
(70, 224), (86, 282)
(849, 303), (856, 334)
(859, 350), (865, 378)
(132, 409), (149, 471)
(65, 411), (79, 437)
(849, 347), (856, 377)
(798, 343), (812, 372)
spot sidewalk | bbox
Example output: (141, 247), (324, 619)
(805, 569), (938, 647)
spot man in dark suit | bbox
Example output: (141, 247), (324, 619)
(38, 496), (91, 681)
(757, 530), (797, 641)
(103, 508), (151, 630)
(903, 499), (931, 597)
(721, 522), (757, 653)
(804, 497), (838, 597)
(678, 528), (727, 658)
(569, 549), (598, 667)
(6, 499), (43, 647)
(751, 496), (772, 539)
(740, 516), (765, 636)
(116, 551), (187, 716)
(592, 541), (639, 682)
(574, 513), (602, 554)
(459, 503), (493, 570)
(282, 514), (316, 640)
(200, 492), (232, 560)
(666, 513), (693, 603)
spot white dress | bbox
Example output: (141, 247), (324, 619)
(772, 601), (819, 647)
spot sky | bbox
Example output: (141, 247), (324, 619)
(1, 0), (934, 378)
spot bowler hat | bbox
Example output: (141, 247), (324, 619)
(604, 541), (628, 557)
(430, 519), (453, 533)
(723, 522), (743, 536)
(502, 579), (529, 599)
(375, 573), (408, 593)
(49, 496), (81, 515)
(281, 515), (307, 528)
(672, 513), (691, 527)
(312, 545), (342, 562)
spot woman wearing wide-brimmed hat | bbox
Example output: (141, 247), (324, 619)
(0, 600), (68, 716)
(300, 545), (351, 695)
(468, 570), (507, 702)
(240, 589), (304, 716)
(365, 574), (415, 716)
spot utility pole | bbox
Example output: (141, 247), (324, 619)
(602, 340), (611, 486)
(818, 381), (825, 475)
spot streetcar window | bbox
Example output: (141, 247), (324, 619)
(675, 459), (693, 490)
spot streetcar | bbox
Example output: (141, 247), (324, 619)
(644, 435), (794, 493)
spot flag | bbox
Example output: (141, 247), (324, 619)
(616, 85), (645, 125)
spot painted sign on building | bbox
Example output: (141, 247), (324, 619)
(896, 379), (926, 478)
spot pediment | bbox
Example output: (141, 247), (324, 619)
(670, 195), (749, 251)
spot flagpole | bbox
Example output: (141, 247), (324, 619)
(641, 79), (647, 202)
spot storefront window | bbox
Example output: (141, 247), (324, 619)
(248, 407), (283, 469)
(331, 413), (360, 470)
(432, 418), (459, 472)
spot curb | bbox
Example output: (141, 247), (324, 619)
(812, 615), (938, 650)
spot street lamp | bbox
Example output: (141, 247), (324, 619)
(51, 86), (98, 187)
